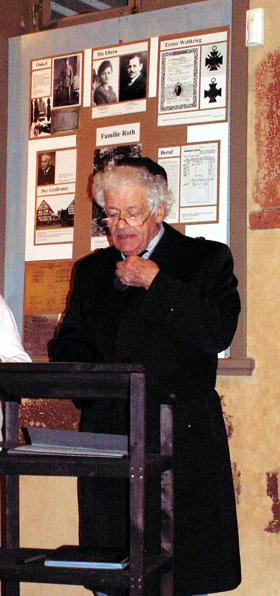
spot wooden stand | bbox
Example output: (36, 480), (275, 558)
(0, 363), (173, 595)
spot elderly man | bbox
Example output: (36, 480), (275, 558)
(50, 157), (241, 596)
(38, 153), (55, 186)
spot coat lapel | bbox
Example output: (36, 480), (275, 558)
(150, 222), (196, 281)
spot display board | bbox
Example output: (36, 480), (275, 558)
(6, 1), (233, 360)
(26, 27), (229, 265)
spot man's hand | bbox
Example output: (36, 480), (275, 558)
(115, 256), (159, 290)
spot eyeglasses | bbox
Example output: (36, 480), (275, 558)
(101, 207), (155, 228)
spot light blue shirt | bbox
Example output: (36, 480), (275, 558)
(121, 223), (165, 260)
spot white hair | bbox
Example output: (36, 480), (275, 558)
(93, 164), (174, 214)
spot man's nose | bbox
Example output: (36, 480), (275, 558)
(116, 216), (127, 228)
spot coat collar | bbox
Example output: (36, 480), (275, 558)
(107, 222), (198, 280)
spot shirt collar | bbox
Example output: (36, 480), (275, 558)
(121, 223), (165, 260)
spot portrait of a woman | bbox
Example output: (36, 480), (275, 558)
(93, 60), (118, 105)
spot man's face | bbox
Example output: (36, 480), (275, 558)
(41, 155), (51, 171)
(103, 167), (165, 256)
(127, 56), (142, 81)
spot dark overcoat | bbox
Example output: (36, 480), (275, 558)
(50, 223), (241, 595)
(120, 73), (146, 101)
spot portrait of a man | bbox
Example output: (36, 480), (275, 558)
(37, 152), (55, 186)
(119, 52), (147, 102)
(53, 55), (81, 108)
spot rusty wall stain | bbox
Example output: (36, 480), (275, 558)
(253, 49), (280, 209)
(220, 395), (233, 439)
(250, 49), (280, 228)
(265, 472), (280, 533)
(220, 395), (241, 504)
(232, 462), (241, 505)
(249, 207), (280, 229)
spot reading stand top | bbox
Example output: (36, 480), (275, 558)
(0, 362), (145, 401)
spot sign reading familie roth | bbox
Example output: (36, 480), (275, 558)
(96, 123), (140, 147)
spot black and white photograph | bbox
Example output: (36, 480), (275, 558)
(35, 194), (75, 245)
(91, 42), (148, 119)
(93, 142), (142, 175)
(53, 54), (82, 108)
(30, 96), (52, 138)
(119, 52), (148, 102)
(36, 196), (74, 230)
(92, 57), (119, 106)
(37, 151), (56, 186)
(91, 201), (107, 239)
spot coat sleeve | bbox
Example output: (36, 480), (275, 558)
(142, 243), (241, 354)
(48, 262), (97, 363)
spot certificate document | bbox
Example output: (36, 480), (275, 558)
(159, 47), (199, 113)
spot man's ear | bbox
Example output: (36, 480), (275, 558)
(155, 202), (167, 223)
